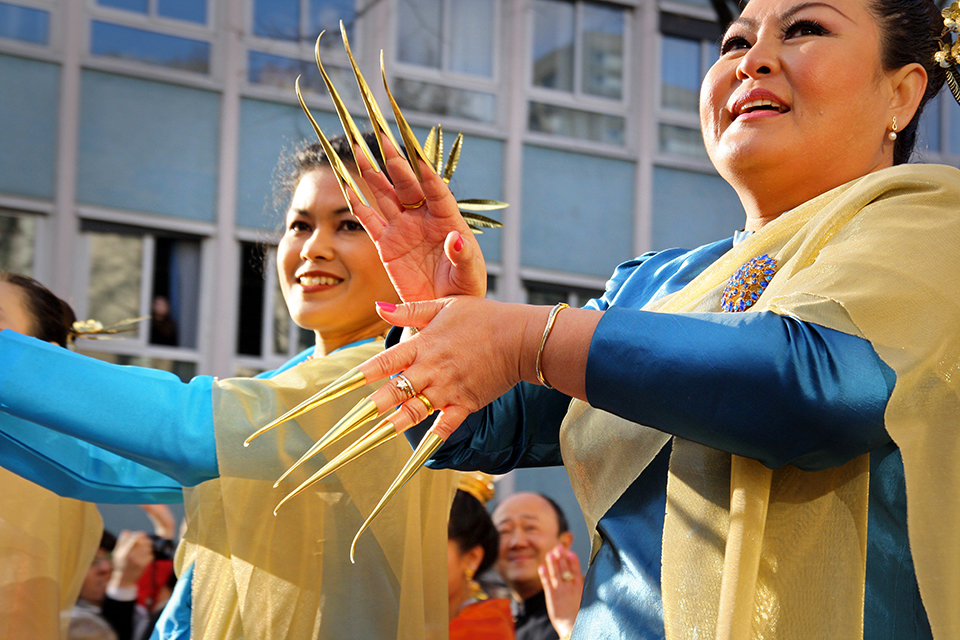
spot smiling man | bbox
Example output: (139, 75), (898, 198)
(492, 492), (575, 640)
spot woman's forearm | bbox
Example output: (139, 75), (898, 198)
(0, 330), (219, 488)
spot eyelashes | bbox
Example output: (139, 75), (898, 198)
(718, 18), (829, 55)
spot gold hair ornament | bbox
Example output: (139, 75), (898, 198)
(937, 3), (960, 105)
(70, 317), (148, 341)
(458, 471), (496, 505)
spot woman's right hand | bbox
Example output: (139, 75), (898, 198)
(348, 135), (488, 303)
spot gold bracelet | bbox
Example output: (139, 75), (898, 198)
(536, 303), (569, 389)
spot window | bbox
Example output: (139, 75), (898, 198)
(252, 0), (354, 42)
(0, 2), (50, 46)
(98, 0), (207, 24)
(391, 0), (498, 123)
(77, 221), (203, 381)
(526, 281), (603, 307)
(529, 0), (628, 145)
(90, 0), (212, 73)
(657, 14), (721, 160)
(0, 210), (37, 275)
(235, 241), (312, 375)
(246, 0), (357, 96)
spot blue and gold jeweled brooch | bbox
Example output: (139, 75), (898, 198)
(720, 254), (778, 312)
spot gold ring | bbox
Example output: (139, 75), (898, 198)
(414, 393), (435, 415)
(561, 571), (574, 582)
(394, 374), (416, 399)
(400, 196), (426, 210)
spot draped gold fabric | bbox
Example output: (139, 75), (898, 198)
(560, 164), (960, 639)
(0, 469), (103, 639)
(178, 341), (458, 639)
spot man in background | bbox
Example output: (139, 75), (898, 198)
(492, 492), (583, 640)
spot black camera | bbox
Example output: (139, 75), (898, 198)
(148, 534), (176, 561)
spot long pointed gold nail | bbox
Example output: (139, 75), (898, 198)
(244, 367), (366, 446)
(272, 396), (379, 487)
(341, 21), (402, 165)
(350, 431), (444, 562)
(313, 33), (380, 173)
(273, 415), (400, 515)
(295, 77), (370, 209)
(380, 51), (432, 181)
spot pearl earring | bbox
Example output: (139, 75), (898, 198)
(888, 116), (898, 141)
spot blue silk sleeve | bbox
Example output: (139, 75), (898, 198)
(587, 308), (895, 470)
(408, 382), (572, 473)
(0, 330), (218, 495)
(150, 562), (193, 640)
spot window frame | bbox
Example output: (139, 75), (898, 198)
(84, 0), (217, 81)
(524, 0), (633, 147)
(0, 0), (59, 57)
(654, 12), (721, 168)
(385, 0), (502, 127)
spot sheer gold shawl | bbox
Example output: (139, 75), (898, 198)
(178, 341), (457, 640)
(0, 470), (102, 639)
(561, 164), (960, 639)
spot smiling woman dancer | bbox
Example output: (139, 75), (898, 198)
(0, 135), (456, 640)
(294, 0), (960, 637)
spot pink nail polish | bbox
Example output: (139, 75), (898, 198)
(453, 233), (464, 252)
(376, 301), (397, 312)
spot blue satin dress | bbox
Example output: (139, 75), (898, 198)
(407, 237), (931, 639)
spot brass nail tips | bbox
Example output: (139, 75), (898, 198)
(273, 415), (400, 514)
(340, 21), (402, 169)
(295, 76), (370, 209)
(349, 431), (444, 562)
(272, 396), (379, 487)
(313, 32), (380, 173)
(380, 51), (433, 181)
(243, 367), (367, 447)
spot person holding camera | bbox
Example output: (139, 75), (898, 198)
(72, 505), (176, 640)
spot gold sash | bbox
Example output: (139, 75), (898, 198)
(178, 341), (458, 639)
(0, 469), (102, 639)
(560, 164), (960, 639)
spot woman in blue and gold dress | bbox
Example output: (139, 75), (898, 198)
(302, 0), (960, 637)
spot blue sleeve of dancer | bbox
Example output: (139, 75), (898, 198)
(585, 308), (895, 470)
(0, 330), (218, 497)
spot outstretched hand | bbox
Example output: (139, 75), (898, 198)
(348, 135), (487, 303)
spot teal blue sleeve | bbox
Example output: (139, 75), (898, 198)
(150, 562), (193, 640)
(586, 309), (895, 470)
(0, 412), (184, 503)
(0, 330), (218, 494)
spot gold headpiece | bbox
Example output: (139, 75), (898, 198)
(937, 3), (960, 105)
(458, 472), (496, 505)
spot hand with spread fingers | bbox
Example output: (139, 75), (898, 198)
(346, 135), (488, 304)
